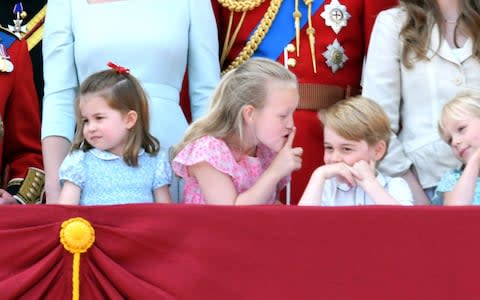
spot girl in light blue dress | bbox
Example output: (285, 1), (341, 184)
(42, 0), (220, 203)
(433, 91), (480, 205)
(57, 63), (172, 205)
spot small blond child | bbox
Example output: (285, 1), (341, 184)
(299, 96), (413, 206)
(433, 91), (480, 205)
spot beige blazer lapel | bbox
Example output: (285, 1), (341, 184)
(426, 24), (473, 65)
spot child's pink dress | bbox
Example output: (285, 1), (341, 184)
(172, 136), (290, 204)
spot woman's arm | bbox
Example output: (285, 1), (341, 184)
(42, 136), (71, 203)
(362, 9), (413, 177)
(42, 0), (79, 203)
(401, 169), (430, 205)
(187, 0), (221, 121)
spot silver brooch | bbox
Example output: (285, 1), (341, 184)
(322, 39), (348, 73)
(320, 0), (351, 34)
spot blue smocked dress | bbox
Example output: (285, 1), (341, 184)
(59, 149), (172, 205)
(433, 168), (480, 205)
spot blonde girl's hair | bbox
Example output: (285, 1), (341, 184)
(172, 57), (297, 158)
(438, 90), (480, 142)
(319, 96), (392, 147)
(72, 69), (159, 166)
(399, 0), (480, 69)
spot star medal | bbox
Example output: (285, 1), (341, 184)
(320, 0), (351, 34)
(323, 39), (348, 73)
(0, 44), (14, 73)
(8, 2), (27, 38)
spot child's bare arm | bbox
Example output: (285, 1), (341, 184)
(57, 181), (81, 205)
(191, 161), (278, 205)
(444, 148), (480, 205)
(154, 186), (172, 204)
(299, 163), (354, 205)
(351, 160), (404, 205)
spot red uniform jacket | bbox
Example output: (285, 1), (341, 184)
(0, 28), (43, 203)
(212, 0), (399, 204)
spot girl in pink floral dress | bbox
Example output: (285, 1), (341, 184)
(172, 58), (302, 205)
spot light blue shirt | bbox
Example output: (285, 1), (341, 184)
(59, 149), (172, 205)
(433, 168), (480, 205)
(42, 0), (220, 149)
(300, 172), (414, 206)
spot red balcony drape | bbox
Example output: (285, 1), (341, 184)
(0, 204), (479, 299)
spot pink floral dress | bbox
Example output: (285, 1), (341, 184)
(172, 136), (290, 204)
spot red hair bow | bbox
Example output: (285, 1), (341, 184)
(107, 61), (129, 74)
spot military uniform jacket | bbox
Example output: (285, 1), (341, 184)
(212, 0), (398, 204)
(0, 28), (43, 202)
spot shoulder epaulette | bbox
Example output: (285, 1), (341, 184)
(0, 26), (19, 49)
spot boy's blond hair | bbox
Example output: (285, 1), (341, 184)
(438, 91), (480, 142)
(319, 96), (392, 147)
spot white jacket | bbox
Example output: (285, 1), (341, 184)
(362, 7), (480, 188)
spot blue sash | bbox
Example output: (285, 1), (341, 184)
(0, 30), (17, 49)
(252, 0), (326, 60)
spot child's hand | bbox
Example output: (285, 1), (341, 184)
(271, 127), (303, 178)
(0, 189), (17, 205)
(350, 160), (376, 187)
(315, 163), (356, 187)
(467, 147), (480, 169)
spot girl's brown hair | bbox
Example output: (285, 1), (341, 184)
(399, 0), (480, 68)
(72, 69), (159, 166)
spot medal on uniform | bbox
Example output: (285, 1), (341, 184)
(0, 43), (14, 73)
(8, 2), (27, 38)
(322, 39), (348, 73)
(320, 0), (351, 34)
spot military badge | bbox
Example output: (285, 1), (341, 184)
(322, 39), (348, 73)
(8, 2), (28, 38)
(0, 43), (14, 73)
(320, 0), (351, 34)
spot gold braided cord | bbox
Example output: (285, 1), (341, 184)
(222, 0), (283, 75)
(218, 0), (266, 13)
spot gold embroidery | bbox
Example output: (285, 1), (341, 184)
(220, 0), (282, 75)
(25, 5), (46, 51)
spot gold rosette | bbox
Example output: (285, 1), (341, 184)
(60, 217), (95, 300)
